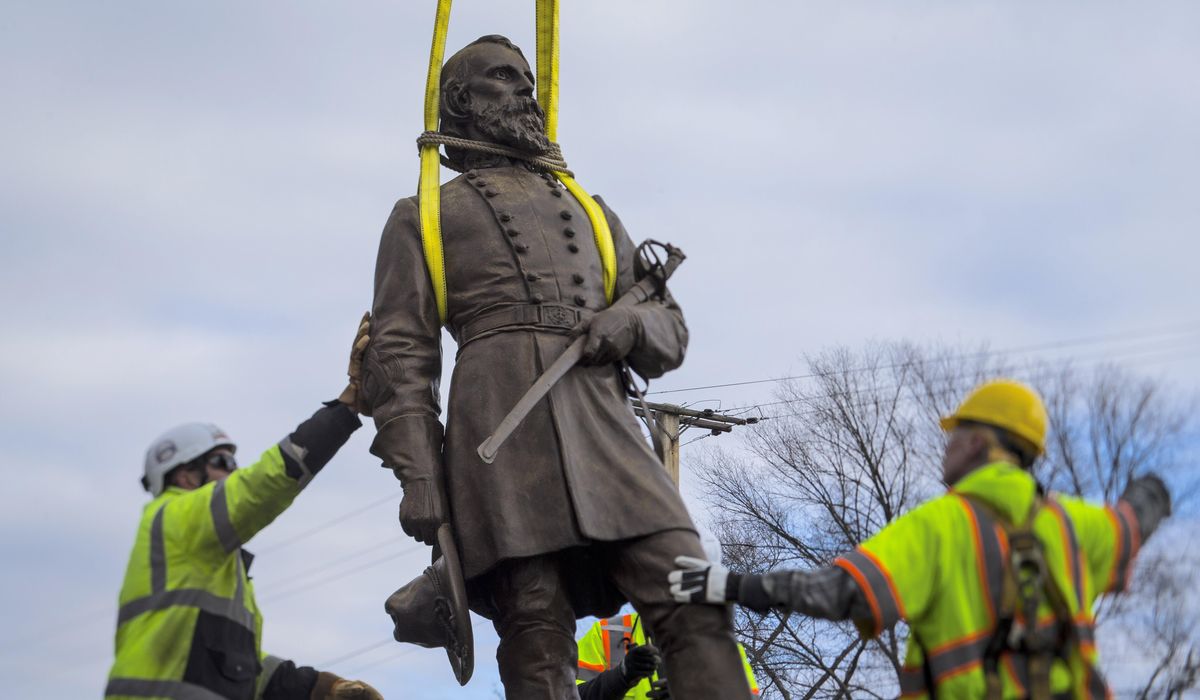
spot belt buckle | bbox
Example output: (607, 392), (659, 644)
(540, 304), (577, 329)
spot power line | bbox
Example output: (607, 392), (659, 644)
(710, 335), (1200, 422)
(256, 490), (400, 555)
(260, 544), (424, 603)
(755, 342), (1200, 422)
(648, 323), (1200, 397)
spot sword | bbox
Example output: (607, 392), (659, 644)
(477, 241), (685, 464)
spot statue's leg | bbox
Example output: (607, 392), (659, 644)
(603, 530), (754, 700)
(484, 554), (581, 700)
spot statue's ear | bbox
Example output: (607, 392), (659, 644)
(442, 80), (471, 122)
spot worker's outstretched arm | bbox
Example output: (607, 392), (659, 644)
(577, 668), (634, 700)
(670, 556), (871, 620)
(364, 197), (446, 546)
(177, 317), (369, 556)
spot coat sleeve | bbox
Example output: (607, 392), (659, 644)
(364, 198), (446, 485)
(175, 403), (361, 556)
(1061, 474), (1170, 597)
(596, 196), (689, 380)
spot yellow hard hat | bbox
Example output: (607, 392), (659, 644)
(939, 379), (1048, 456)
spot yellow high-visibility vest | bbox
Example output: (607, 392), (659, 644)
(836, 461), (1138, 699)
(576, 612), (761, 698)
(106, 444), (307, 700)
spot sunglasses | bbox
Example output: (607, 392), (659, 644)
(204, 452), (238, 472)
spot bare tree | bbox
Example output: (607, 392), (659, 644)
(693, 343), (1198, 699)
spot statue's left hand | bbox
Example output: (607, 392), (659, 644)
(575, 307), (641, 365)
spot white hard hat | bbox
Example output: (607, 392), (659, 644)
(142, 422), (236, 496)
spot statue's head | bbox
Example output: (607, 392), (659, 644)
(439, 35), (550, 169)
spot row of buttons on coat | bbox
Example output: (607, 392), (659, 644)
(465, 169), (590, 307)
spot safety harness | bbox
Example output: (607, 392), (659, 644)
(963, 495), (1078, 700)
(417, 0), (618, 323)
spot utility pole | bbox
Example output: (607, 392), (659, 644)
(632, 401), (758, 486)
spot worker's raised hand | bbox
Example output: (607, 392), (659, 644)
(620, 643), (662, 685)
(574, 306), (641, 365)
(338, 311), (372, 415)
(668, 555), (736, 605)
(399, 478), (446, 545)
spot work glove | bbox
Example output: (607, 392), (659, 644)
(311, 672), (384, 700)
(647, 677), (671, 700)
(337, 311), (372, 415)
(574, 306), (642, 365)
(398, 478), (446, 545)
(669, 556), (738, 605)
(620, 643), (662, 685)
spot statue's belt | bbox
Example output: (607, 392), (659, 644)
(457, 302), (594, 348)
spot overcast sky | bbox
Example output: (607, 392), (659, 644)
(1, 1), (1198, 698)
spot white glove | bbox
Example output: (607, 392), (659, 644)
(668, 555), (734, 604)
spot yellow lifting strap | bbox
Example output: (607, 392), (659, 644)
(418, 0), (618, 324)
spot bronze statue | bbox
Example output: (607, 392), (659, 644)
(364, 35), (753, 699)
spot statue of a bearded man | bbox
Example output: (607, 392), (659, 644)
(364, 35), (753, 699)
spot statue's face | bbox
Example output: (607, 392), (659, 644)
(451, 42), (550, 154)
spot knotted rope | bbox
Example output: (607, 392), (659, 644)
(416, 131), (574, 177)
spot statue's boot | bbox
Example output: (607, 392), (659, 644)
(384, 525), (474, 685)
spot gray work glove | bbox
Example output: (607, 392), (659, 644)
(337, 312), (372, 415)
(398, 478), (446, 545)
(647, 678), (671, 700)
(620, 643), (662, 686)
(574, 306), (642, 365)
(668, 556), (773, 612)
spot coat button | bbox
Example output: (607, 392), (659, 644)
(466, 171), (478, 180)
(551, 189), (563, 198)
(574, 295), (587, 306)
(568, 243), (580, 253)
(572, 273), (584, 284)
(532, 292), (545, 303)
(485, 189), (499, 197)
(507, 229), (520, 237)
(563, 227), (576, 238)
(499, 212), (513, 222)
(514, 243), (529, 253)
(526, 272), (540, 281)
(560, 210), (573, 220)
(475, 179), (487, 187)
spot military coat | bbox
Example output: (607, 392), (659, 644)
(365, 162), (694, 584)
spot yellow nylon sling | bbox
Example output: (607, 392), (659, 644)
(418, 0), (618, 324)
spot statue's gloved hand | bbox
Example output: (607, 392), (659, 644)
(398, 478), (446, 545)
(647, 677), (671, 700)
(619, 643), (661, 685)
(669, 556), (739, 605)
(311, 672), (384, 700)
(337, 311), (372, 415)
(575, 306), (642, 365)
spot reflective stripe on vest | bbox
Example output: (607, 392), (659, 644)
(600, 614), (636, 669)
(833, 549), (904, 636)
(117, 502), (255, 633)
(105, 677), (228, 700)
(1107, 500), (1140, 593)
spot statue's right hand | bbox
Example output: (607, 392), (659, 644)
(399, 479), (446, 545)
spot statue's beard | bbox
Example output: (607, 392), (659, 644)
(472, 97), (551, 155)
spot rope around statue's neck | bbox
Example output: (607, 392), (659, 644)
(417, 131), (574, 178)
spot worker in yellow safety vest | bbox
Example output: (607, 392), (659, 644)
(106, 314), (385, 700)
(670, 379), (1172, 699)
(576, 611), (761, 699)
